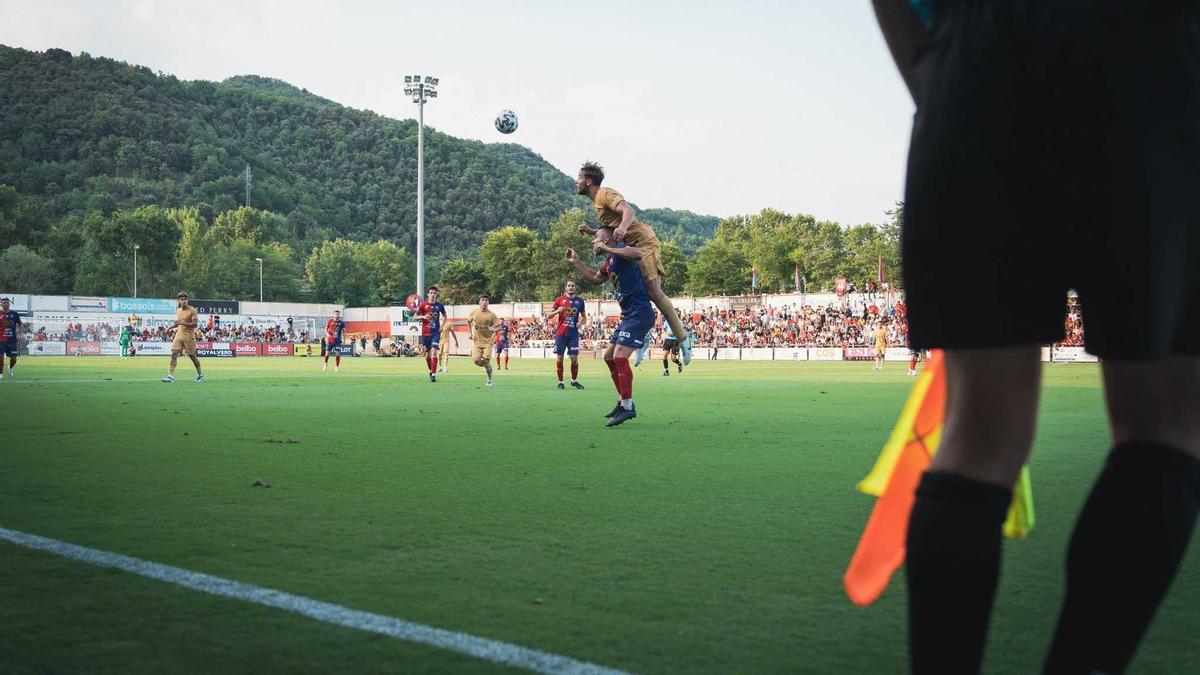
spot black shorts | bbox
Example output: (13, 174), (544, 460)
(904, 0), (1200, 359)
(663, 338), (680, 353)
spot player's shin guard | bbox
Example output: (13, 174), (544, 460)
(614, 357), (633, 401)
(335, 354), (341, 366)
(556, 360), (564, 382)
(1044, 442), (1200, 674)
(906, 471), (1011, 675)
(910, 356), (918, 371)
(571, 361), (579, 381)
(431, 356), (438, 373)
(606, 359), (620, 392)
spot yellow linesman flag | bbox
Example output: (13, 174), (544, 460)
(843, 351), (1035, 606)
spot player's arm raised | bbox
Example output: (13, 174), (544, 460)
(595, 240), (643, 261)
(566, 248), (607, 285)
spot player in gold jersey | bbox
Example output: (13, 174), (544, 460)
(575, 161), (692, 366)
(467, 294), (500, 386)
(437, 319), (459, 374)
(162, 292), (203, 383)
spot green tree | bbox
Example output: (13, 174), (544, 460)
(743, 210), (807, 293)
(791, 220), (847, 291)
(534, 209), (592, 299)
(357, 240), (413, 305)
(73, 206), (180, 296)
(480, 226), (543, 301)
(304, 239), (407, 305)
(171, 206), (212, 295)
(436, 258), (488, 304)
(659, 241), (689, 297)
(0, 185), (46, 246)
(305, 239), (375, 305)
(209, 207), (282, 246)
(0, 245), (56, 292)
(688, 238), (749, 296)
(207, 240), (300, 301)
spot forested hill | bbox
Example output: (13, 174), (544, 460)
(0, 45), (717, 259)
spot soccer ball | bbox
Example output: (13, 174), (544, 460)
(494, 110), (519, 134)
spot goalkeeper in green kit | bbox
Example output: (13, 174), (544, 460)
(119, 325), (132, 359)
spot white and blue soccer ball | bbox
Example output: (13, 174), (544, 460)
(494, 110), (519, 134)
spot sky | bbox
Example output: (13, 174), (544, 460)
(0, 0), (916, 225)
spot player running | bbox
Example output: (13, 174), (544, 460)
(414, 286), (448, 383)
(575, 161), (693, 366)
(567, 226), (655, 427)
(162, 292), (203, 383)
(119, 324), (132, 358)
(494, 320), (511, 370)
(323, 310), (345, 373)
(467, 294), (500, 386)
(437, 319), (459, 373)
(548, 280), (587, 390)
(0, 297), (21, 380)
(661, 308), (684, 376)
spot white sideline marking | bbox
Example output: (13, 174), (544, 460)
(0, 527), (630, 675)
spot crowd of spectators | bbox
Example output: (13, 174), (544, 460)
(492, 298), (913, 349)
(196, 323), (307, 344)
(1061, 295), (1085, 347)
(12, 294), (1090, 351)
(682, 301), (909, 349)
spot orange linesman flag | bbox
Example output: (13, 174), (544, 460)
(843, 350), (1035, 606)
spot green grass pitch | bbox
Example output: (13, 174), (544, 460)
(1, 356), (1196, 673)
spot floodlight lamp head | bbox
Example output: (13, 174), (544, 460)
(404, 75), (412, 84)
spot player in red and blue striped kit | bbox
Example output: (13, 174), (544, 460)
(0, 297), (21, 380)
(323, 310), (345, 373)
(414, 286), (448, 383)
(567, 226), (654, 426)
(548, 280), (587, 390)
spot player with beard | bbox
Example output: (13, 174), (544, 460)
(574, 161), (693, 367)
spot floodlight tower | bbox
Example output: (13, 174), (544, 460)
(404, 74), (438, 296)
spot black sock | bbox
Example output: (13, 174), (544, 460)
(1043, 442), (1200, 675)
(907, 470), (1013, 675)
